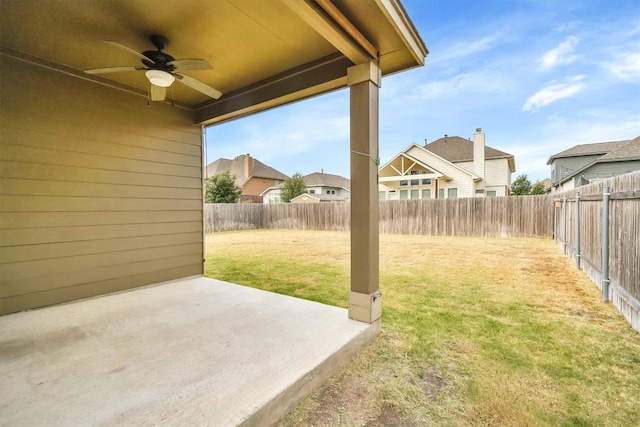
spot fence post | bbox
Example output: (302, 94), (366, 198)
(553, 200), (557, 243)
(575, 191), (581, 269)
(562, 196), (568, 255)
(601, 186), (610, 303)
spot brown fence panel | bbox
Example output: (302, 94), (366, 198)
(207, 195), (554, 238)
(555, 170), (640, 331)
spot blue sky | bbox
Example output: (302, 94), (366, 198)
(205, 0), (640, 183)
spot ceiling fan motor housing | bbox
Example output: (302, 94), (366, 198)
(141, 51), (176, 70)
(142, 35), (175, 70)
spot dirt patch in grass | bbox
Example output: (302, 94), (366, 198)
(205, 230), (640, 426)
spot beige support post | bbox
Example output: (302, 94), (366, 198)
(348, 61), (381, 324)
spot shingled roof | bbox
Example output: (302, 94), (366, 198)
(597, 136), (640, 161)
(303, 172), (350, 190)
(546, 138), (637, 164)
(424, 136), (513, 162)
(205, 154), (288, 186)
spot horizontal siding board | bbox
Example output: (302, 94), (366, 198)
(0, 211), (203, 229)
(1, 56), (204, 314)
(2, 127), (201, 167)
(0, 243), (203, 283)
(0, 232), (203, 264)
(0, 221), (203, 246)
(2, 124), (202, 157)
(0, 161), (202, 189)
(0, 265), (203, 315)
(1, 254), (203, 297)
(1, 144), (201, 178)
(0, 195), (202, 212)
(0, 178), (203, 200)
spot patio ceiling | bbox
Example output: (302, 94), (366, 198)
(0, 0), (426, 125)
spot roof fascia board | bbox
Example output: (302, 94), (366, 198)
(373, 0), (427, 65)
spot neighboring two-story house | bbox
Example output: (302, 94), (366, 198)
(291, 172), (350, 203)
(261, 172), (350, 203)
(205, 154), (288, 203)
(379, 128), (515, 200)
(547, 136), (640, 193)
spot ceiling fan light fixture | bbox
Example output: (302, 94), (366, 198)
(145, 69), (174, 87)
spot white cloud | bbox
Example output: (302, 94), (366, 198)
(605, 52), (640, 81)
(522, 75), (585, 112)
(415, 71), (507, 99)
(555, 21), (581, 32)
(539, 36), (579, 70)
(428, 34), (500, 64)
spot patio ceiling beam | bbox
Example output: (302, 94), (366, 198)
(195, 53), (352, 125)
(284, 0), (373, 64)
(315, 0), (378, 59)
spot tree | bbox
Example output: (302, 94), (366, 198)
(280, 172), (307, 203)
(530, 180), (546, 195)
(205, 171), (242, 203)
(511, 174), (532, 196)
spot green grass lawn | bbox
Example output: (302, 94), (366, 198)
(205, 230), (640, 427)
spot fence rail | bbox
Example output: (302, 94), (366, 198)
(554, 170), (640, 331)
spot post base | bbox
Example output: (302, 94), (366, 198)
(349, 290), (382, 323)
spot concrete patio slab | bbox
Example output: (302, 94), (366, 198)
(0, 276), (379, 426)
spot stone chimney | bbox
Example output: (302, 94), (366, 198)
(473, 128), (485, 181)
(243, 154), (254, 177)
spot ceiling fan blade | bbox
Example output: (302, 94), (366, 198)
(104, 41), (152, 62)
(168, 58), (212, 70)
(175, 73), (222, 99)
(149, 84), (167, 101)
(85, 66), (144, 74)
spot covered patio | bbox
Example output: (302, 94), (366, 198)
(1, 0), (426, 423)
(0, 277), (379, 426)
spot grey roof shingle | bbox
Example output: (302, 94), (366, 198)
(302, 172), (350, 190)
(546, 138), (638, 164)
(424, 136), (513, 162)
(205, 155), (288, 186)
(598, 136), (640, 161)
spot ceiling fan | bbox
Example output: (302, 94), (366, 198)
(84, 35), (222, 101)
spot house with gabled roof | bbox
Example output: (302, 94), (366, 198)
(261, 172), (350, 203)
(379, 128), (515, 200)
(205, 154), (288, 203)
(547, 136), (640, 193)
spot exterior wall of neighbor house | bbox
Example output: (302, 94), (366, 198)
(242, 177), (279, 197)
(0, 57), (203, 315)
(307, 186), (350, 200)
(573, 161), (640, 184)
(551, 155), (601, 184)
(261, 187), (282, 203)
(457, 158), (511, 193)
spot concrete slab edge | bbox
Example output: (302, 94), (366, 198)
(238, 319), (382, 427)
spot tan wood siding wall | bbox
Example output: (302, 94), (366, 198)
(0, 57), (203, 314)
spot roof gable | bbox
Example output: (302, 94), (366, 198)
(380, 143), (479, 180)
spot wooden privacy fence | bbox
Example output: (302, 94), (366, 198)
(205, 194), (554, 238)
(554, 171), (640, 332)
